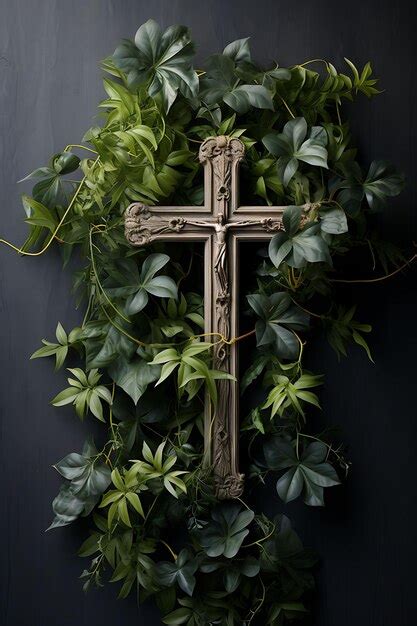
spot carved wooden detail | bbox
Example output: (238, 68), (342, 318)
(125, 135), (299, 499)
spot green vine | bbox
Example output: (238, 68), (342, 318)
(3, 19), (412, 625)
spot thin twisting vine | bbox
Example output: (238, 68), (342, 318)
(2, 19), (412, 626)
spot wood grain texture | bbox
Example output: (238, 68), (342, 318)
(0, 1), (416, 624)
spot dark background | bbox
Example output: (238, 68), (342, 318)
(1, 1), (416, 625)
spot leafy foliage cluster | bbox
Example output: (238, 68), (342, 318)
(18, 19), (405, 625)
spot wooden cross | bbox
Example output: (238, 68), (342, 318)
(125, 135), (291, 499)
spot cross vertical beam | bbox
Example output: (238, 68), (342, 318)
(125, 135), (288, 499)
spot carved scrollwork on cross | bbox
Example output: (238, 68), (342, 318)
(199, 135), (245, 205)
(260, 217), (285, 233)
(216, 472), (245, 500)
(124, 203), (186, 246)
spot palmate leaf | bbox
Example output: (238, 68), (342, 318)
(157, 549), (198, 596)
(108, 356), (161, 404)
(263, 438), (340, 506)
(200, 54), (274, 114)
(113, 19), (198, 112)
(129, 441), (189, 499)
(268, 206), (332, 269)
(149, 341), (235, 406)
(81, 319), (137, 371)
(31, 322), (81, 369)
(106, 253), (178, 316)
(196, 502), (254, 558)
(260, 514), (317, 583)
(48, 440), (111, 529)
(247, 292), (309, 360)
(19, 151), (80, 208)
(262, 117), (328, 186)
(263, 372), (323, 419)
(99, 467), (146, 528)
(51, 368), (112, 421)
(318, 205), (348, 235)
(323, 305), (373, 362)
(200, 555), (260, 593)
(331, 159), (404, 215)
(223, 37), (251, 64)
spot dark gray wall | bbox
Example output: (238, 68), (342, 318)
(1, 1), (416, 625)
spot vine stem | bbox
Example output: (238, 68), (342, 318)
(64, 143), (98, 155)
(144, 495), (159, 524)
(276, 93), (295, 119)
(89, 226), (132, 324)
(246, 577), (266, 624)
(330, 252), (417, 284)
(160, 540), (177, 560)
(296, 58), (330, 69)
(291, 297), (323, 319)
(0, 157), (100, 256)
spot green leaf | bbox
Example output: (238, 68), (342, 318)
(319, 205), (348, 235)
(332, 160), (404, 215)
(247, 292), (309, 359)
(263, 438), (340, 506)
(200, 54), (273, 113)
(223, 38), (251, 64)
(109, 357), (160, 404)
(107, 254), (177, 315)
(269, 209), (332, 269)
(196, 502), (254, 558)
(20, 152), (80, 208)
(263, 118), (328, 185)
(223, 84), (274, 114)
(157, 549), (198, 596)
(323, 305), (373, 361)
(113, 20), (198, 112)
(162, 608), (191, 625)
(241, 355), (271, 394)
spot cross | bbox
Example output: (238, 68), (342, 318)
(125, 135), (293, 499)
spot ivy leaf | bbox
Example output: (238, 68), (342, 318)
(241, 354), (271, 394)
(263, 117), (328, 185)
(263, 438), (340, 506)
(260, 514), (317, 578)
(318, 205), (348, 235)
(200, 556), (260, 593)
(157, 549), (198, 596)
(113, 20), (198, 112)
(332, 160), (404, 215)
(48, 440), (111, 529)
(200, 54), (273, 114)
(48, 484), (86, 530)
(268, 206), (332, 269)
(55, 451), (111, 498)
(363, 161), (405, 210)
(223, 84), (274, 113)
(196, 502), (254, 558)
(106, 254), (178, 316)
(109, 356), (161, 404)
(81, 320), (137, 371)
(223, 37), (251, 64)
(247, 292), (309, 360)
(19, 152), (80, 208)
(22, 194), (58, 232)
